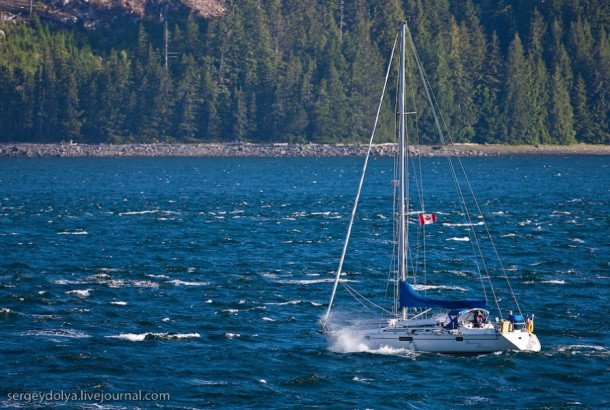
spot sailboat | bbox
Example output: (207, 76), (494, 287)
(319, 22), (541, 354)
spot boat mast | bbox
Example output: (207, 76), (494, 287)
(398, 22), (408, 321)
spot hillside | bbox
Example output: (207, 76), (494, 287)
(0, 0), (225, 26)
(0, 0), (608, 145)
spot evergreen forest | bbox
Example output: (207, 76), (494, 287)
(0, 0), (608, 145)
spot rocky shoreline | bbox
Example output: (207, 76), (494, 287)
(1, 142), (609, 158)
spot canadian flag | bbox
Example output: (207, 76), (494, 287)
(418, 213), (437, 225)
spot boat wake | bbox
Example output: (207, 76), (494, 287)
(325, 327), (419, 358)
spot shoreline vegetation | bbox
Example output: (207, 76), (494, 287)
(1, 143), (609, 158)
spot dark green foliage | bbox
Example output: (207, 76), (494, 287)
(0, 0), (608, 144)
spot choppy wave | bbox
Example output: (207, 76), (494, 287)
(2, 156), (608, 408)
(446, 237), (470, 242)
(442, 222), (485, 227)
(276, 278), (336, 285)
(65, 289), (92, 297)
(266, 300), (322, 307)
(412, 284), (467, 292)
(22, 329), (91, 338)
(56, 276), (160, 289)
(57, 229), (88, 235)
(166, 279), (210, 286)
(556, 344), (608, 357)
(541, 279), (566, 285)
(106, 332), (201, 342)
(118, 210), (158, 216)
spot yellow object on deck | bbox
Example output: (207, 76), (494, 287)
(501, 320), (511, 333)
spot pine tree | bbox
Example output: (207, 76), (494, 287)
(524, 10), (550, 144)
(476, 31), (504, 143)
(549, 19), (576, 144)
(572, 75), (595, 142)
(175, 54), (201, 141)
(589, 26), (610, 143)
(232, 87), (248, 141)
(504, 33), (529, 144)
(343, 1), (383, 142)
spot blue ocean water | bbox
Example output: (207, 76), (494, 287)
(0, 156), (608, 408)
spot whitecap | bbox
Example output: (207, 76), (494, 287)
(131, 280), (159, 288)
(541, 280), (566, 285)
(225, 333), (240, 339)
(442, 222), (484, 227)
(277, 278), (336, 285)
(66, 289), (92, 297)
(57, 229), (88, 235)
(167, 280), (210, 286)
(110, 301), (128, 306)
(557, 344), (606, 354)
(54, 279), (85, 285)
(118, 210), (158, 216)
(446, 237), (470, 242)
(266, 300), (303, 306)
(23, 329), (91, 338)
(412, 284), (467, 292)
(261, 317), (276, 322)
(107, 332), (200, 342)
(258, 272), (278, 279)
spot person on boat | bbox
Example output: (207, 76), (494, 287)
(473, 311), (484, 328)
(526, 317), (534, 332)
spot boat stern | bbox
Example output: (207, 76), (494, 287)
(501, 330), (541, 352)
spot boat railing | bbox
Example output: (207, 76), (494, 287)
(496, 319), (527, 333)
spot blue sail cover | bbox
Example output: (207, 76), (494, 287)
(399, 281), (487, 309)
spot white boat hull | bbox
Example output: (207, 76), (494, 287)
(326, 325), (541, 354)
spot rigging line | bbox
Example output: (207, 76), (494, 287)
(407, 39), (502, 312)
(425, 91), (521, 316)
(409, 28), (520, 317)
(389, 164), (399, 315)
(342, 282), (393, 316)
(322, 35), (398, 330)
(404, 44), (426, 214)
(420, 82), (494, 305)
(405, 24), (498, 310)
(404, 47), (429, 289)
(450, 160), (523, 319)
(391, 77), (400, 316)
